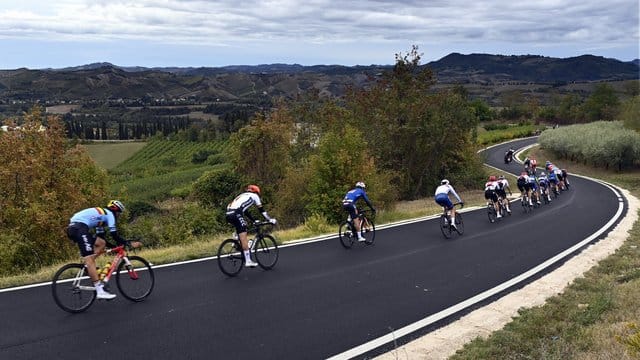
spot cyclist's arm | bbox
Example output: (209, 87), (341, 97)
(449, 187), (462, 203)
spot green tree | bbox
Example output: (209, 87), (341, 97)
(582, 83), (619, 121)
(345, 46), (479, 198)
(0, 107), (108, 274)
(619, 96), (640, 132)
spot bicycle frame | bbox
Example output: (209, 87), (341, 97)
(101, 245), (138, 282)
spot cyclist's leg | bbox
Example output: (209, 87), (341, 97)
(226, 212), (252, 263)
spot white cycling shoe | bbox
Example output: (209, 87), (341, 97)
(245, 260), (259, 267)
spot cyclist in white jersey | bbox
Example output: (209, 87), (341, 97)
(434, 179), (464, 228)
(225, 185), (277, 267)
(484, 175), (502, 218)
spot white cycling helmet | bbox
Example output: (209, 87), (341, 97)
(355, 181), (366, 189)
(441, 179), (449, 185)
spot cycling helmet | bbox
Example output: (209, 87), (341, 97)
(521, 171), (527, 176)
(107, 200), (125, 213)
(441, 179), (449, 185)
(540, 172), (545, 176)
(489, 175), (497, 182)
(355, 181), (366, 189)
(498, 175), (505, 180)
(246, 184), (261, 195)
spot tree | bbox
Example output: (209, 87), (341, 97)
(0, 107), (108, 274)
(582, 83), (619, 121)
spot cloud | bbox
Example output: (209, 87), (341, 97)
(0, 0), (637, 67)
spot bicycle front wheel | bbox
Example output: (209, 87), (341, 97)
(339, 222), (356, 248)
(454, 213), (464, 235)
(218, 239), (244, 277)
(116, 256), (154, 302)
(362, 218), (376, 245)
(254, 234), (279, 270)
(51, 263), (96, 313)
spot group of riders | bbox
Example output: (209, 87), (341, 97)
(65, 145), (570, 300)
(502, 148), (570, 210)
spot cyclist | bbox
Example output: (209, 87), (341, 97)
(548, 168), (560, 195)
(527, 173), (541, 205)
(523, 157), (531, 174)
(226, 185), (277, 267)
(504, 148), (515, 164)
(530, 157), (538, 175)
(516, 172), (532, 206)
(538, 172), (552, 203)
(434, 179), (464, 228)
(66, 200), (139, 300)
(561, 168), (570, 189)
(496, 175), (513, 213)
(342, 182), (376, 242)
(484, 175), (501, 218)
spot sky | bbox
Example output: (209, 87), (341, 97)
(1, 0), (639, 69)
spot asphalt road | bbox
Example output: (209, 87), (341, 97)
(0, 138), (625, 360)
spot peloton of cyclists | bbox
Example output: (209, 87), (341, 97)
(484, 175), (502, 219)
(496, 175), (512, 214)
(545, 161), (566, 191)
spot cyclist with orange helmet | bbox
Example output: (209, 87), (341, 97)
(342, 181), (376, 242)
(226, 185), (277, 267)
(67, 200), (138, 300)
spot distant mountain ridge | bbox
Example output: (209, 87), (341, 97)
(1, 53), (637, 102)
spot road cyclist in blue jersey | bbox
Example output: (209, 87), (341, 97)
(342, 182), (376, 242)
(538, 172), (552, 203)
(527, 173), (541, 206)
(434, 179), (464, 229)
(225, 184), (277, 268)
(66, 200), (140, 300)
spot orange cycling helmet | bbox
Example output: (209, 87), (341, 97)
(246, 184), (261, 195)
(489, 175), (497, 182)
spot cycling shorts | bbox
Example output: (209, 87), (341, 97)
(225, 210), (248, 234)
(528, 182), (538, 191)
(484, 190), (498, 202)
(342, 202), (358, 221)
(435, 193), (453, 210)
(496, 189), (507, 199)
(67, 222), (96, 257)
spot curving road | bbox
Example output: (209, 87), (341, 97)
(0, 138), (626, 360)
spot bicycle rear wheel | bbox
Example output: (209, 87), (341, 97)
(51, 263), (96, 313)
(454, 213), (464, 235)
(440, 215), (452, 239)
(339, 221), (356, 248)
(217, 239), (244, 276)
(254, 234), (279, 270)
(116, 256), (154, 301)
(487, 205), (497, 223)
(361, 218), (376, 245)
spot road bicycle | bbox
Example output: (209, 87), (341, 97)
(51, 244), (154, 313)
(440, 202), (464, 239)
(338, 209), (376, 249)
(487, 197), (508, 223)
(540, 186), (551, 204)
(217, 221), (279, 277)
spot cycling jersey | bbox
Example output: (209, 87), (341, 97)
(496, 179), (509, 197)
(484, 181), (499, 202)
(527, 176), (538, 191)
(343, 188), (373, 207)
(226, 192), (272, 233)
(538, 176), (549, 188)
(227, 192), (263, 214)
(70, 207), (117, 233)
